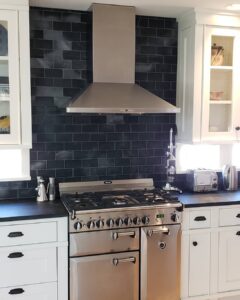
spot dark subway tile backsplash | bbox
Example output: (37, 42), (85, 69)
(0, 7), (187, 200)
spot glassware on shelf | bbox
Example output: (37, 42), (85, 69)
(210, 91), (224, 101)
(0, 84), (9, 99)
(0, 23), (8, 56)
(211, 43), (224, 66)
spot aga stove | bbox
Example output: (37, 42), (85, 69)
(60, 178), (182, 300)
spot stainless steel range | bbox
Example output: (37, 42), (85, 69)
(60, 178), (182, 300)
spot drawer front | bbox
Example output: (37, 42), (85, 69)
(189, 210), (211, 229)
(219, 207), (240, 226)
(0, 246), (57, 288)
(0, 222), (57, 246)
(0, 282), (57, 300)
(70, 228), (139, 257)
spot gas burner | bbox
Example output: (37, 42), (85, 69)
(101, 194), (139, 206)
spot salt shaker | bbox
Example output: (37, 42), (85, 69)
(47, 177), (56, 201)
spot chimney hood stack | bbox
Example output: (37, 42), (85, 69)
(66, 4), (180, 114)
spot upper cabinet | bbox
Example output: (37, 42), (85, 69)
(0, 0), (31, 146)
(176, 10), (240, 144)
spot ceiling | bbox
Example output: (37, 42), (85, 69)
(30, 0), (240, 18)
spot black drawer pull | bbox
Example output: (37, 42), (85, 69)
(8, 252), (24, 258)
(193, 241), (198, 246)
(194, 216), (206, 221)
(236, 214), (240, 218)
(8, 231), (24, 238)
(9, 288), (25, 295)
(236, 231), (240, 236)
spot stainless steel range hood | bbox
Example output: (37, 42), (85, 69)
(66, 3), (180, 114)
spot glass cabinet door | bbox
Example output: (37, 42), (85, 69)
(202, 27), (240, 142)
(0, 11), (20, 144)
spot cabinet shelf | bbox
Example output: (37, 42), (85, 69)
(210, 66), (233, 71)
(210, 100), (232, 104)
(0, 56), (8, 61)
(0, 97), (10, 101)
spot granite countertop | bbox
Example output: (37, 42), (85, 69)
(0, 198), (68, 222)
(180, 191), (240, 208)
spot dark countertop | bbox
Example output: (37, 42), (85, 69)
(0, 199), (68, 222)
(180, 191), (240, 208)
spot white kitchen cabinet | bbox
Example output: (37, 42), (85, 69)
(0, 282), (57, 300)
(0, 0), (31, 146)
(188, 232), (211, 297)
(177, 10), (240, 143)
(0, 218), (68, 300)
(219, 227), (240, 292)
(181, 205), (240, 300)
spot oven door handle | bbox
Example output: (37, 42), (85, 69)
(147, 227), (170, 237)
(112, 231), (136, 240)
(112, 256), (136, 266)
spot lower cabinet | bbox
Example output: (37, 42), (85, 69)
(0, 246), (57, 288)
(219, 227), (240, 292)
(188, 232), (211, 297)
(0, 218), (68, 300)
(0, 282), (57, 300)
(181, 205), (240, 300)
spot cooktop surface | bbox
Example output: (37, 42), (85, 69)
(61, 189), (180, 212)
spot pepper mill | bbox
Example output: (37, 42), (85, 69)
(47, 177), (56, 201)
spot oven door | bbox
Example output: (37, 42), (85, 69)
(141, 224), (181, 300)
(70, 251), (139, 300)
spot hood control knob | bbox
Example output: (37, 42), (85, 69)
(74, 221), (82, 231)
(124, 217), (132, 226)
(87, 221), (95, 229)
(107, 218), (114, 228)
(96, 220), (104, 228)
(142, 216), (150, 225)
(116, 218), (124, 227)
(171, 213), (180, 223)
(133, 217), (141, 225)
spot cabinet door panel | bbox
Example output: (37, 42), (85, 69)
(189, 232), (211, 297)
(0, 10), (20, 144)
(202, 27), (240, 142)
(0, 282), (57, 300)
(0, 221), (57, 246)
(0, 246), (57, 287)
(219, 227), (240, 292)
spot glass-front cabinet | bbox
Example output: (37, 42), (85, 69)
(177, 10), (240, 144)
(202, 27), (240, 142)
(0, 11), (20, 144)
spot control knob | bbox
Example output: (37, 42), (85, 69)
(133, 217), (141, 225)
(116, 218), (124, 227)
(124, 217), (132, 226)
(74, 221), (82, 231)
(106, 218), (114, 228)
(171, 213), (180, 223)
(142, 216), (150, 225)
(87, 220), (95, 229)
(96, 220), (104, 228)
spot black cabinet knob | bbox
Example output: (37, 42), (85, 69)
(8, 252), (24, 258)
(8, 231), (24, 238)
(9, 288), (25, 295)
(235, 126), (240, 131)
(193, 241), (198, 246)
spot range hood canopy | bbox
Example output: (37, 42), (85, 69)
(67, 3), (180, 114)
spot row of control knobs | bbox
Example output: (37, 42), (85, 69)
(74, 216), (150, 230)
